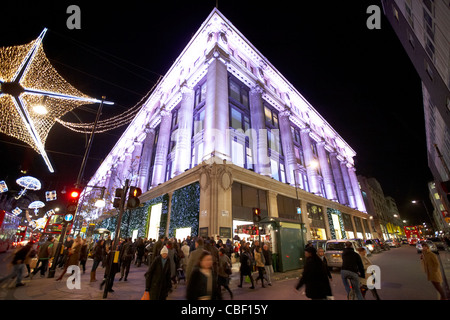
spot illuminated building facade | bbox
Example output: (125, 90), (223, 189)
(85, 9), (372, 243)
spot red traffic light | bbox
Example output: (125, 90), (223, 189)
(68, 188), (81, 200)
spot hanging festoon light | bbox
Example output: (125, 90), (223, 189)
(28, 200), (45, 215)
(45, 190), (57, 201)
(15, 176), (41, 199)
(0, 28), (113, 172)
(0, 180), (8, 193)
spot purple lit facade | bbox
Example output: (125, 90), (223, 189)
(85, 9), (372, 242)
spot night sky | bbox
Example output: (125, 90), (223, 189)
(0, 0), (434, 225)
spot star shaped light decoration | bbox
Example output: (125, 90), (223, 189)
(0, 29), (111, 172)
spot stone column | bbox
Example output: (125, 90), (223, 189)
(249, 83), (271, 176)
(202, 47), (230, 162)
(137, 127), (155, 192)
(317, 142), (338, 201)
(330, 152), (348, 205)
(279, 109), (297, 185)
(300, 128), (319, 194)
(131, 140), (143, 186)
(348, 166), (367, 212)
(173, 84), (195, 175)
(151, 108), (172, 187)
(340, 161), (356, 209)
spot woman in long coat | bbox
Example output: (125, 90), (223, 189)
(56, 236), (82, 281)
(421, 243), (447, 300)
(144, 246), (172, 300)
(237, 246), (255, 289)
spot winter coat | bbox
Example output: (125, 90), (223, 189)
(296, 254), (331, 299)
(186, 267), (222, 300)
(218, 253), (232, 278)
(145, 256), (172, 300)
(186, 245), (205, 282)
(342, 248), (365, 278)
(67, 244), (81, 266)
(422, 250), (442, 283)
(239, 250), (253, 276)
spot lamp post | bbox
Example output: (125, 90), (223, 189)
(411, 200), (435, 232)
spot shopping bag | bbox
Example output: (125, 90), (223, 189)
(141, 291), (150, 300)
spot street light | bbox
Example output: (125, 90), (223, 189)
(411, 199), (435, 231)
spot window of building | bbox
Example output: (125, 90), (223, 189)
(229, 77), (249, 108)
(194, 81), (207, 107)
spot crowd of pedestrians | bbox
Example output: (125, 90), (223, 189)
(1, 235), (448, 300)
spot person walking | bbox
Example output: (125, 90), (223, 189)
(100, 243), (120, 293)
(237, 246), (255, 289)
(340, 241), (365, 300)
(79, 239), (88, 274)
(254, 246), (266, 288)
(186, 250), (222, 300)
(181, 241), (190, 271)
(262, 244), (273, 286)
(31, 236), (54, 278)
(295, 246), (330, 300)
(357, 247), (380, 300)
(421, 242), (447, 300)
(90, 240), (105, 282)
(0, 242), (33, 287)
(119, 238), (134, 281)
(56, 236), (82, 281)
(218, 247), (233, 299)
(135, 238), (146, 267)
(317, 247), (333, 298)
(186, 237), (206, 283)
(142, 246), (172, 300)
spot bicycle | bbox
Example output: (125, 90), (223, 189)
(345, 276), (356, 300)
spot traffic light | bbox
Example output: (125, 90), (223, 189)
(113, 188), (123, 208)
(66, 188), (81, 219)
(252, 207), (261, 223)
(127, 187), (142, 208)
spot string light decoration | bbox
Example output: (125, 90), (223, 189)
(0, 29), (112, 172)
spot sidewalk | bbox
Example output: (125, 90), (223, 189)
(0, 257), (302, 300)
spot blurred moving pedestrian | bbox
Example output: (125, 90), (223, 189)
(262, 244), (273, 286)
(421, 242), (447, 300)
(100, 244), (119, 293)
(295, 246), (330, 300)
(79, 239), (88, 274)
(56, 236), (82, 281)
(135, 238), (146, 267)
(181, 241), (190, 271)
(90, 240), (105, 282)
(318, 247), (333, 298)
(186, 237), (205, 283)
(186, 250), (222, 300)
(340, 241), (365, 300)
(357, 247), (380, 300)
(32, 236), (55, 278)
(142, 246), (172, 300)
(254, 246), (266, 288)
(237, 246), (255, 289)
(119, 238), (134, 281)
(0, 242), (33, 287)
(218, 247), (233, 299)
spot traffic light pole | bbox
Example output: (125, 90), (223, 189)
(103, 179), (129, 299)
(47, 222), (69, 278)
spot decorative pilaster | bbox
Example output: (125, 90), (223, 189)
(249, 83), (271, 176)
(348, 166), (367, 212)
(138, 127), (155, 192)
(173, 84), (195, 175)
(317, 142), (337, 201)
(300, 128), (320, 194)
(202, 47), (230, 162)
(340, 161), (356, 209)
(329, 152), (348, 205)
(151, 108), (172, 187)
(279, 108), (297, 184)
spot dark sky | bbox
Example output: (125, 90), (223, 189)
(0, 0), (433, 225)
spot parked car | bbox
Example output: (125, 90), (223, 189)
(416, 240), (438, 254)
(428, 237), (446, 251)
(324, 239), (359, 269)
(364, 239), (382, 253)
(385, 239), (400, 248)
(374, 238), (390, 251)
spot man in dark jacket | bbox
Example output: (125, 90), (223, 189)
(340, 241), (365, 300)
(144, 246), (172, 300)
(295, 246), (330, 299)
(0, 242), (33, 287)
(32, 236), (54, 278)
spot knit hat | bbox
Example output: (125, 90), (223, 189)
(160, 246), (168, 255)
